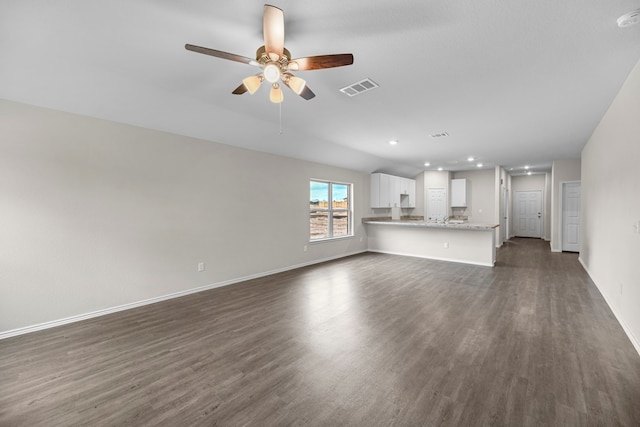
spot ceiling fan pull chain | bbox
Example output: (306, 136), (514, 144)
(279, 101), (283, 135)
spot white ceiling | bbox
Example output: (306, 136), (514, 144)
(2, 1), (639, 177)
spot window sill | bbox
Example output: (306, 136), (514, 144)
(309, 235), (354, 244)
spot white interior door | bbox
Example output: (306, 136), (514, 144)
(514, 191), (542, 238)
(562, 182), (581, 252)
(427, 188), (446, 221)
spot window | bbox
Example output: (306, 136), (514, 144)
(309, 180), (352, 241)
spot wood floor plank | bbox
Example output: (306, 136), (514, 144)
(1, 238), (640, 426)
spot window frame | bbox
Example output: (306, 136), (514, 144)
(309, 179), (353, 242)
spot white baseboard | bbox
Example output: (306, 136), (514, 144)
(578, 257), (640, 357)
(0, 250), (366, 340)
(368, 249), (494, 267)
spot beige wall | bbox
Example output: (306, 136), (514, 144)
(0, 99), (368, 334)
(413, 172), (425, 217)
(451, 169), (496, 223)
(581, 58), (640, 354)
(550, 159), (581, 252)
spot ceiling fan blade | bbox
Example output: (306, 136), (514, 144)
(298, 85), (316, 100)
(232, 83), (248, 95)
(263, 5), (284, 60)
(288, 54), (354, 71)
(185, 44), (258, 66)
(282, 77), (316, 100)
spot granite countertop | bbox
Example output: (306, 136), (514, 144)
(362, 217), (499, 231)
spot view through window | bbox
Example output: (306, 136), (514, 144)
(309, 180), (352, 240)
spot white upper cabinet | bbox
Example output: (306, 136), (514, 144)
(400, 177), (416, 208)
(370, 173), (390, 208)
(451, 178), (467, 207)
(371, 173), (416, 208)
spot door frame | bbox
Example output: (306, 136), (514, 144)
(502, 186), (509, 241)
(560, 180), (581, 252)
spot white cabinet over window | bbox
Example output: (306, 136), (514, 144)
(371, 173), (416, 208)
(451, 178), (467, 207)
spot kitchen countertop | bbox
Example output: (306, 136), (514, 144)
(362, 217), (499, 231)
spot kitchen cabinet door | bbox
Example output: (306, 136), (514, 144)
(371, 173), (392, 208)
(451, 179), (467, 207)
(400, 177), (416, 208)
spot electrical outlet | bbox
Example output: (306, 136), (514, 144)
(303, 245), (307, 252)
(197, 262), (205, 272)
(444, 242), (449, 249)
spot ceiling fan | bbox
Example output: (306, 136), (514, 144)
(185, 4), (354, 103)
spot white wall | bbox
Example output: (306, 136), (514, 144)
(581, 58), (640, 354)
(511, 174), (547, 239)
(0, 99), (368, 335)
(550, 159), (581, 252)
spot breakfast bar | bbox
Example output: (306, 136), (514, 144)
(363, 218), (499, 267)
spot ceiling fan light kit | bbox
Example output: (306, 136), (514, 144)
(285, 74), (306, 95)
(185, 5), (353, 104)
(269, 83), (284, 104)
(263, 63), (281, 83)
(242, 75), (263, 94)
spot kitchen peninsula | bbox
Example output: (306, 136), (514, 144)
(363, 217), (499, 267)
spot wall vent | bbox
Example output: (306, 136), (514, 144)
(339, 78), (379, 96)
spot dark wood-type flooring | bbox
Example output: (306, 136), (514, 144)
(1, 238), (640, 426)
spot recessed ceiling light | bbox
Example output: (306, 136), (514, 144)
(424, 162), (430, 167)
(618, 9), (640, 28)
(389, 140), (398, 145)
(524, 165), (530, 170)
(477, 163), (483, 168)
(467, 157), (474, 162)
(437, 167), (443, 171)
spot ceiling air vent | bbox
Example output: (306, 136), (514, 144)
(430, 132), (449, 139)
(339, 78), (379, 97)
